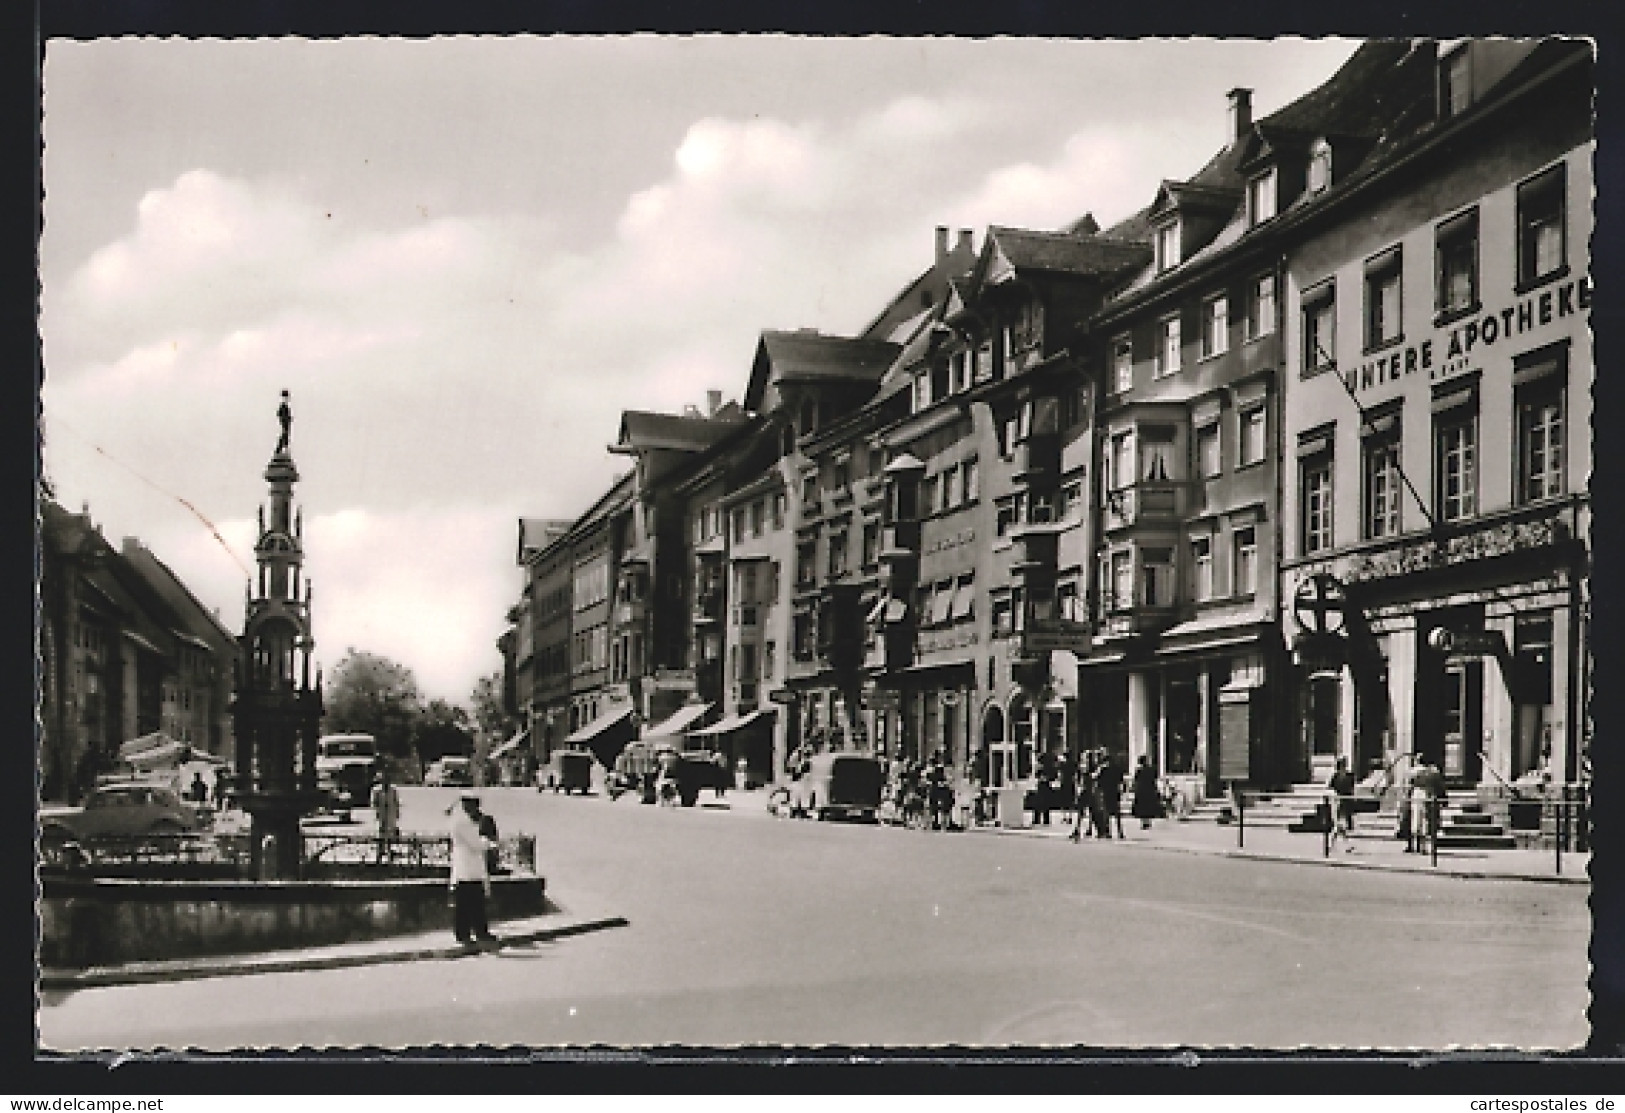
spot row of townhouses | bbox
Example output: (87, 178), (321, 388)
(38, 500), (241, 802)
(500, 39), (1593, 803)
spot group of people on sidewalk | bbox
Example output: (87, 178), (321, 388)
(1324, 752), (1449, 854)
(1053, 750), (1163, 841)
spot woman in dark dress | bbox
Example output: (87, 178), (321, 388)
(1130, 754), (1162, 830)
(1096, 751), (1125, 839)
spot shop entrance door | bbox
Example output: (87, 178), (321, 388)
(1441, 660), (1483, 784)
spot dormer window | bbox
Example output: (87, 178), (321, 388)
(1307, 140), (1332, 194)
(1440, 45), (1471, 118)
(1247, 168), (1277, 227)
(1155, 221), (1181, 273)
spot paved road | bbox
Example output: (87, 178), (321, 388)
(39, 786), (1590, 1050)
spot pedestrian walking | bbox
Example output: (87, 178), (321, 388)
(1033, 751), (1056, 826)
(371, 771), (400, 863)
(1096, 750), (1125, 839)
(1328, 756), (1356, 852)
(449, 792), (496, 946)
(1407, 754), (1446, 853)
(1069, 751), (1096, 842)
(1130, 754), (1161, 830)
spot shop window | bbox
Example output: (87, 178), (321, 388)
(1435, 208), (1479, 321)
(1364, 246), (1403, 351)
(1302, 280), (1336, 375)
(1516, 163), (1567, 289)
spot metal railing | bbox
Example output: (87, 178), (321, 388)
(41, 830), (539, 878)
(1299, 789), (1590, 875)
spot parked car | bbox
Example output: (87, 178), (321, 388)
(669, 749), (731, 807)
(791, 753), (883, 822)
(40, 781), (203, 844)
(423, 756), (473, 787)
(541, 749), (594, 794)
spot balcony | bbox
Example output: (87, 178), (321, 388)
(692, 587), (724, 626)
(1102, 482), (1187, 532)
(816, 583), (865, 674)
(1011, 433), (1060, 483)
(1095, 604), (1179, 640)
(1011, 529), (1058, 574)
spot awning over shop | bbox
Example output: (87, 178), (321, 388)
(563, 707), (639, 768)
(895, 656), (974, 677)
(1156, 613), (1268, 657)
(488, 730), (529, 761)
(565, 707), (636, 746)
(642, 701), (714, 744)
(690, 708), (774, 738)
(119, 732), (187, 770)
(123, 629), (163, 655)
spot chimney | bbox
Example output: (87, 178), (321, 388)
(957, 228), (974, 257)
(935, 226), (949, 268)
(1073, 212), (1100, 236)
(122, 536), (140, 555)
(1228, 88), (1253, 144)
(706, 389), (722, 417)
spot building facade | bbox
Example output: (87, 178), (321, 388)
(499, 39), (1593, 807)
(1278, 38), (1593, 789)
(39, 501), (240, 802)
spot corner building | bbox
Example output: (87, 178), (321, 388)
(1278, 39), (1593, 788)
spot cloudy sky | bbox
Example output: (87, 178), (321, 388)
(40, 35), (1358, 704)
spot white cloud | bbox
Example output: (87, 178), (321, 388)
(143, 505), (519, 703)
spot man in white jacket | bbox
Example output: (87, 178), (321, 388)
(449, 793), (496, 946)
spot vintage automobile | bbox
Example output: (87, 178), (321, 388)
(40, 781), (204, 844)
(423, 756), (474, 787)
(791, 753), (884, 822)
(541, 749), (594, 794)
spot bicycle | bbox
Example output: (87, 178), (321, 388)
(1158, 776), (1194, 821)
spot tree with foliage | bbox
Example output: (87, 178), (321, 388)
(414, 698), (475, 766)
(323, 648), (423, 759)
(470, 671), (518, 746)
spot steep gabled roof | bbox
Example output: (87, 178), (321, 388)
(613, 409), (744, 455)
(743, 330), (901, 413)
(979, 225), (1153, 285)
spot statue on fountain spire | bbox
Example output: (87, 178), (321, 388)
(275, 390), (293, 456)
